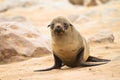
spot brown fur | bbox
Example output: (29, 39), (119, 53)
(34, 16), (110, 72)
(49, 16), (106, 67)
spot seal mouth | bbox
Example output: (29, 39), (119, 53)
(54, 28), (65, 35)
(53, 25), (65, 35)
(54, 29), (64, 34)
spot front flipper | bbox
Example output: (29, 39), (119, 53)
(78, 48), (110, 67)
(34, 53), (63, 72)
(34, 65), (60, 72)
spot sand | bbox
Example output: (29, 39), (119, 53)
(0, 0), (120, 80)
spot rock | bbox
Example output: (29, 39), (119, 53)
(69, 0), (110, 6)
(84, 0), (97, 6)
(0, 0), (38, 12)
(0, 4), (9, 12)
(0, 16), (27, 22)
(11, 16), (27, 22)
(68, 14), (91, 24)
(68, 14), (80, 22)
(100, 0), (110, 3)
(0, 22), (51, 63)
(0, 17), (11, 22)
(0, 51), (4, 61)
(69, 0), (84, 5)
(89, 30), (114, 43)
(5, 56), (27, 63)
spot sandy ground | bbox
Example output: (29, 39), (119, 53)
(0, 0), (120, 80)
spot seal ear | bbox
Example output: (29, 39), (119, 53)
(47, 24), (51, 28)
(70, 23), (73, 27)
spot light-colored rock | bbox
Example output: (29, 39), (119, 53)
(69, 0), (84, 5)
(0, 51), (4, 61)
(89, 30), (114, 43)
(11, 16), (27, 22)
(100, 0), (110, 3)
(84, 0), (97, 6)
(0, 0), (39, 12)
(68, 14), (91, 24)
(0, 17), (10, 22)
(68, 14), (80, 22)
(0, 0), (73, 12)
(0, 22), (51, 61)
(0, 16), (27, 22)
(69, 0), (110, 6)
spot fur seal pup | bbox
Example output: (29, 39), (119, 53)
(34, 16), (110, 72)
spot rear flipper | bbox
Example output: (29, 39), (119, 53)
(78, 49), (110, 67)
(87, 56), (111, 62)
(79, 56), (110, 67)
(79, 61), (109, 67)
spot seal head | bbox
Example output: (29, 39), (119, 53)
(48, 16), (73, 35)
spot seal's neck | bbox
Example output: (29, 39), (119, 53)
(52, 32), (70, 41)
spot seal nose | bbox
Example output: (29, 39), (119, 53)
(57, 25), (60, 29)
(54, 25), (63, 33)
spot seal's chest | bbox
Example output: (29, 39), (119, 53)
(53, 41), (80, 61)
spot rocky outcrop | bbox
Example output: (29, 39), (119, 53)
(0, 0), (39, 12)
(0, 16), (27, 22)
(69, 0), (84, 5)
(89, 30), (114, 43)
(0, 22), (51, 63)
(69, 0), (110, 6)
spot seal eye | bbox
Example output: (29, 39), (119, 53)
(51, 23), (54, 29)
(63, 23), (68, 29)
